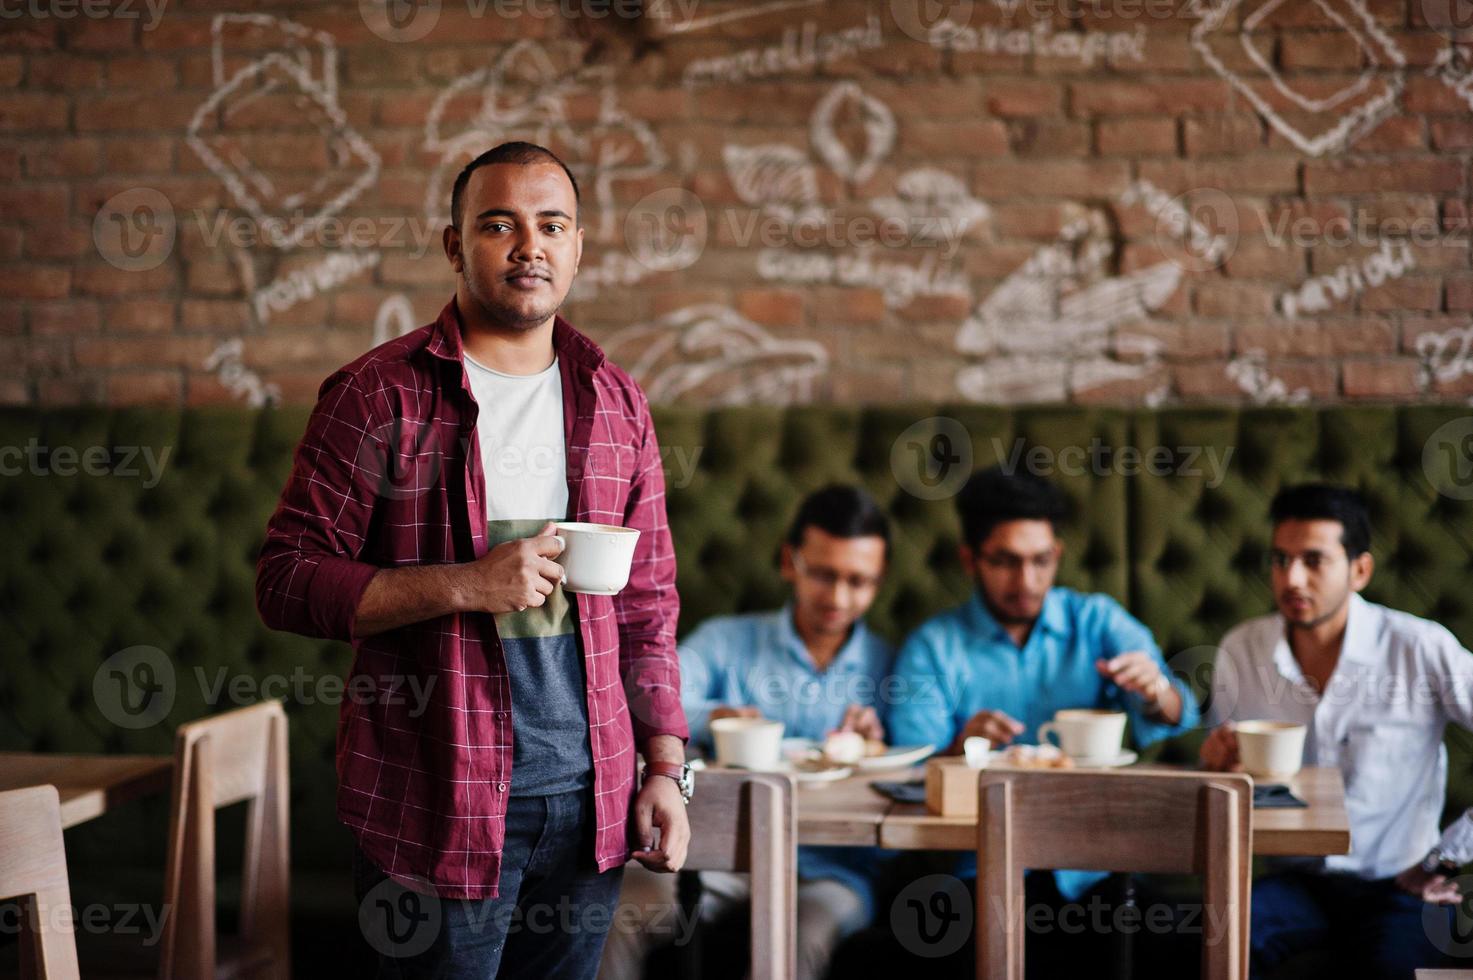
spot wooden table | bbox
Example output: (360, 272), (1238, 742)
(0, 752), (173, 828)
(797, 764), (1351, 857)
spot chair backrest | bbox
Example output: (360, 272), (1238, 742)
(0, 785), (80, 980)
(159, 700), (290, 980)
(681, 770), (796, 980)
(976, 769), (1252, 980)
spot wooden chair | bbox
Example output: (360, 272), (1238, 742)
(680, 770), (797, 980)
(0, 786), (80, 980)
(976, 768), (1253, 980)
(158, 700), (290, 980)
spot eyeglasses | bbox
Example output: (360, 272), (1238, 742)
(791, 553), (882, 592)
(976, 551), (1060, 574)
(1268, 551), (1341, 573)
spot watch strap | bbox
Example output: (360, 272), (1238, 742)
(643, 761), (687, 782)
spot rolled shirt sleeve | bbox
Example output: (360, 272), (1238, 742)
(255, 370), (383, 642)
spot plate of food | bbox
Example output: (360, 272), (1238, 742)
(987, 745), (1138, 770)
(783, 732), (937, 771)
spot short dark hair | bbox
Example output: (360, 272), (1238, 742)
(956, 465), (1067, 550)
(785, 484), (890, 556)
(1269, 483), (1372, 558)
(449, 141), (581, 230)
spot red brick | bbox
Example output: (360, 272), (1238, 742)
(1193, 281), (1277, 318)
(73, 264), (176, 298)
(1359, 277), (1442, 313)
(1183, 116), (1263, 156)
(1008, 119), (1090, 156)
(1235, 319), (1398, 357)
(1450, 277), (1473, 312)
(1137, 157), (1300, 195)
(1097, 118), (1176, 156)
(1069, 79), (1231, 116)
(735, 288), (804, 327)
(27, 54), (103, 89)
(105, 299), (175, 333)
(0, 266), (69, 299)
(0, 56), (22, 87)
(1433, 120), (1473, 151)
(106, 55), (178, 89)
(31, 301), (100, 337)
(0, 184), (68, 225)
(1343, 359), (1421, 399)
(103, 136), (174, 173)
(983, 79), (1062, 118)
(23, 138), (100, 178)
(75, 336), (214, 370)
(25, 226), (92, 260)
(1353, 117), (1427, 152)
(68, 18), (138, 51)
(1305, 159), (1463, 196)
(903, 119), (1009, 157)
(74, 94), (200, 132)
(0, 94), (70, 132)
(972, 160), (1130, 198)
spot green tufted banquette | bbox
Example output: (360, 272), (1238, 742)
(4, 404), (1473, 932)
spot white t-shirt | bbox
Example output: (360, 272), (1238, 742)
(462, 352), (568, 523)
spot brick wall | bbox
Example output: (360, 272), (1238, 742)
(2, 0), (1470, 407)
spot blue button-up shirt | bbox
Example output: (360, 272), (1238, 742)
(679, 607), (893, 919)
(889, 587), (1199, 898)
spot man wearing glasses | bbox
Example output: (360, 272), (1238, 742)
(1201, 484), (1469, 978)
(888, 465), (1197, 969)
(599, 484), (892, 980)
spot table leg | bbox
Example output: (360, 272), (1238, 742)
(1108, 872), (1138, 980)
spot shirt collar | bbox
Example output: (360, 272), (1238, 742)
(426, 296), (606, 372)
(964, 588), (1068, 645)
(1271, 591), (1376, 680)
(777, 604), (868, 673)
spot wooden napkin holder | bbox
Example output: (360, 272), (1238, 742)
(925, 756), (983, 816)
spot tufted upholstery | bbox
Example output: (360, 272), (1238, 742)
(4, 405), (1473, 905)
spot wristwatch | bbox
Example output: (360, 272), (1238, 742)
(642, 761), (694, 805)
(1422, 847), (1460, 876)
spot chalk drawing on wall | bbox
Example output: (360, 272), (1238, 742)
(723, 144), (824, 226)
(1226, 350), (1311, 405)
(372, 293), (419, 348)
(681, 14), (883, 87)
(924, 12), (1146, 66)
(810, 82), (896, 186)
(204, 339), (281, 408)
(1189, 0), (1405, 157)
(601, 304), (828, 405)
(189, 18), (380, 253)
(422, 41), (667, 243)
(1279, 240), (1415, 318)
(870, 168), (991, 245)
(252, 250), (380, 324)
(1431, 45), (1473, 112)
(1415, 323), (1473, 386)
(646, 0), (825, 36)
(211, 13), (337, 105)
(954, 207), (1182, 402)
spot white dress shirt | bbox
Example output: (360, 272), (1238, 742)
(1216, 592), (1473, 878)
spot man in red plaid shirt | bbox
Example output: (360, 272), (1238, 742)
(257, 141), (690, 979)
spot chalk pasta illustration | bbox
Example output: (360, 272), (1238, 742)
(601, 305), (829, 406)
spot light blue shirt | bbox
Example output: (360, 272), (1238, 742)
(679, 607), (894, 920)
(889, 587), (1199, 898)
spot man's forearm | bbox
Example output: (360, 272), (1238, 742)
(353, 564), (467, 637)
(641, 733), (686, 766)
(1144, 684), (1184, 725)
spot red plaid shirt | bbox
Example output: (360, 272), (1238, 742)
(256, 297), (686, 898)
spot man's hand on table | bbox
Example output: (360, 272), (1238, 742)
(836, 704), (885, 742)
(1199, 724), (1243, 772)
(950, 709), (1024, 754)
(1396, 863), (1463, 905)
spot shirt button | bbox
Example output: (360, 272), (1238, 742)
(496, 782), (507, 792)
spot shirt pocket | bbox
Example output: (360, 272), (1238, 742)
(1339, 722), (1433, 807)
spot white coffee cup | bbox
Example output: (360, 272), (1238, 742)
(710, 717), (785, 771)
(1037, 709), (1127, 764)
(1235, 720), (1307, 780)
(552, 522), (640, 595)
(963, 736), (992, 770)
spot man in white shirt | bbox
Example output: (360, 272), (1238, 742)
(1201, 483), (1471, 978)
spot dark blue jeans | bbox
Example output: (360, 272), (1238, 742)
(1251, 871), (1454, 980)
(352, 790), (625, 980)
